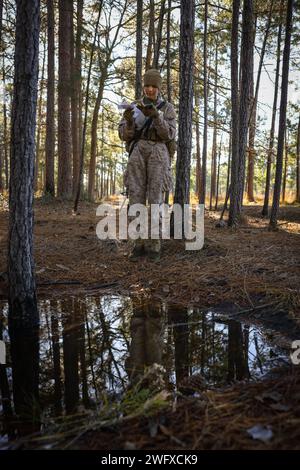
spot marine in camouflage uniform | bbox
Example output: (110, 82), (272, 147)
(118, 69), (177, 260)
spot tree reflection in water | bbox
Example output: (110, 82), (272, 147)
(0, 296), (287, 443)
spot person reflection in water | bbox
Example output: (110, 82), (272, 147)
(125, 303), (165, 385)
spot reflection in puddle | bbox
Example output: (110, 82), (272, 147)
(0, 295), (288, 442)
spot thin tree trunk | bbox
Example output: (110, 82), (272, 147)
(152, 0), (166, 69)
(88, 68), (107, 201)
(3, 96), (9, 190)
(195, 85), (201, 198)
(45, 0), (55, 195)
(145, 0), (155, 70)
(174, 0), (195, 208)
(100, 112), (104, 199)
(220, 132), (231, 220)
(2, 56), (9, 190)
(100, 162), (104, 199)
(135, 0), (143, 99)
(238, 0), (254, 208)
(166, 0), (172, 103)
(262, 1), (283, 216)
(215, 135), (222, 211)
(210, 41), (218, 210)
(76, 1), (83, 175)
(57, 0), (72, 199)
(164, 0), (172, 205)
(270, 0), (294, 229)
(70, 1), (79, 197)
(228, 0), (240, 226)
(200, 0), (208, 205)
(282, 128), (288, 203)
(35, 37), (46, 191)
(246, 16), (256, 202)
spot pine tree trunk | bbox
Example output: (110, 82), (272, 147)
(100, 163), (104, 199)
(166, 0), (172, 103)
(70, 1), (79, 197)
(210, 42), (218, 210)
(76, 1), (83, 175)
(247, 16), (256, 202)
(238, 0), (254, 207)
(2, 56), (9, 190)
(3, 96), (9, 191)
(8, 0), (39, 329)
(200, 0), (208, 205)
(220, 133), (231, 221)
(228, 0), (240, 226)
(164, 0), (172, 205)
(282, 128), (288, 203)
(57, 0), (72, 199)
(195, 86), (201, 198)
(152, 0), (166, 69)
(88, 69), (106, 201)
(262, 2), (283, 216)
(270, 0), (294, 229)
(145, 0), (155, 70)
(35, 37), (46, 191)
(135, 0), (143, 99)
(45, 0), (55, 196)
(174, 0), (195, 207)
(229, 0), (253, 226)
(215, 136), (222, 211)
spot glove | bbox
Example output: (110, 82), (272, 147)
(123, 108), (134, 124)
(137, 103), (159, 119)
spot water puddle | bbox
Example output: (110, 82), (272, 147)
(0, 294), (290, 444)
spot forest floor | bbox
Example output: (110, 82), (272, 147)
(0, 194), (300, 449)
